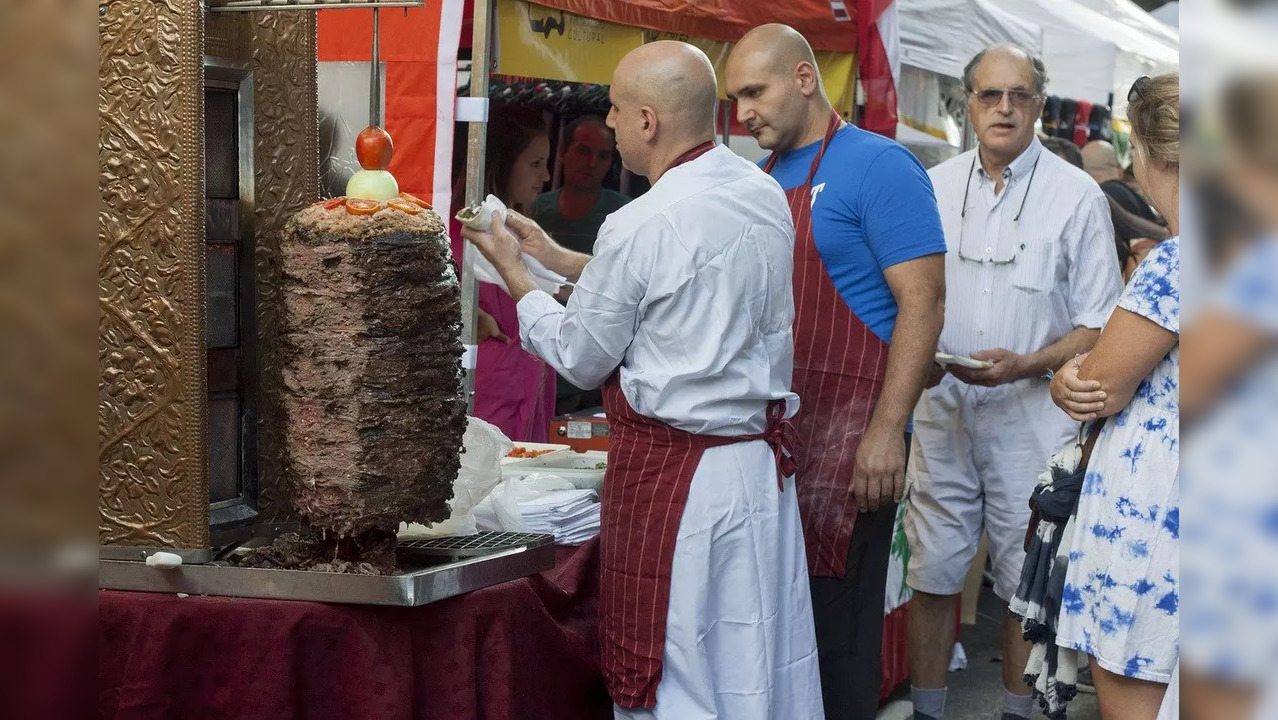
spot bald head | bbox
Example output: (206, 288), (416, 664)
(734, 24), (818, 78)
(614, 41), (717, 138)
(608, 41), (717, 178)
(724, 24), (828, 152)
(1081, 140), (1123, 184)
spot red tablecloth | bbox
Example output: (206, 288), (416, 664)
(99, 541), (612, 720)
(95, 538), (913, 718)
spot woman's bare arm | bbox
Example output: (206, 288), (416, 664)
(1076, 308), (1179, 417)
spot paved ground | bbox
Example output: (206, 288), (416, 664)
(878, 584), (1100, 720)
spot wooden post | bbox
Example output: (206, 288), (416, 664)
(459, 0), (494, 415)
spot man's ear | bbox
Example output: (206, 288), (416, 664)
(795, 61), (820, 97)
(640, 106), (658, 141)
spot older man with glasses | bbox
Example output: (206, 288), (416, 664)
(903, 45), (1122, 720)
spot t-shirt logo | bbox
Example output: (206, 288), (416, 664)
(810, 182), (827, 209)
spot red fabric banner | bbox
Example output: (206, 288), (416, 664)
(856, 6), (898, 138)
(533, 0), (861, 52)
(318, 2), (463, 213)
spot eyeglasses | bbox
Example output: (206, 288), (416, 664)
(970, 88), (1040, 109)
(1128, 76), (1152, 104)
(957, 153), (1041, 264)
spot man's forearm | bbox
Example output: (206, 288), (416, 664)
(541, 244), (592, 283)
(496, 263), (540, 305)
(867, 295), (944, 435)
(1022, 326), (1101, 379)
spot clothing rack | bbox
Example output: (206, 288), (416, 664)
(1041, 95), (1114, 147)
(458, 79), (613, 118)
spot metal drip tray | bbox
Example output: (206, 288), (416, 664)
(99, 532), (556, 606)
(398, 531), (553, 559)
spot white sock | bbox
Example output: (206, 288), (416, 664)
(911, 686), (947, 718)
(1004, 688), (1034, 718)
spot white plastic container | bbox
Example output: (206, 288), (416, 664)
(501, 441), (572, 465)
(502, 449), (607, 491)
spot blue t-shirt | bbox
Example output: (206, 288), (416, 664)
(763, 124), (946, 342)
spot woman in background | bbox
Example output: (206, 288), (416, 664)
(1049, 74), (1181, 720)
(449, 105), (554, 442)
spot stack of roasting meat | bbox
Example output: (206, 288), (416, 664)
(258, 193), (465, 574)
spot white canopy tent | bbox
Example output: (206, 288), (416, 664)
(1151, 1), (1178, 29)
(896, 0), (1043, 154)
(898, 0), (1044, 80)
(1071, 0), (1179, 48)
(990, 0), (1178, 112)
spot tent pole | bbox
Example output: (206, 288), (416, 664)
(720, 100), (730, 145)
(460, 0), (494, 415)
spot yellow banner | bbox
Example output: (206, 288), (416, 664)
(495, 0), (643, 85)
(493, 1), (857, 118)
(647, 32), (857, 119)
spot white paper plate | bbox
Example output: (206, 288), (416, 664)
(935, 352), (995, 370)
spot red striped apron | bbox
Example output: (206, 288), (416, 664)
(598, 141), (798, 709)
(763, 112), (890, 579)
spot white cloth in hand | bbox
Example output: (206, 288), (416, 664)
(460, 194), (567, 297)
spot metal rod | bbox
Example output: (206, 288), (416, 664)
(208, 1), (422, 11)
(370, 7), (381, 127)
(720, 100), (730, 146)
(460, 0), (494, 415)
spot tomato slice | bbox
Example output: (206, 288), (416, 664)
(345, 198), (381, 215)
(386, 198), (422, 215)
(398, 191), (431, 209)
(312, 196), (345, 209)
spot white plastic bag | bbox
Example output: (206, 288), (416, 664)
(399, 417), (512, 538)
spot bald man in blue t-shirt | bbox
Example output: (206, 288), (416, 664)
(728, 24), (947, 720)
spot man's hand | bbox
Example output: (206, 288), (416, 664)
(477, 309), (510, 344)
(461, 212), (525, 273)
(851, 426), (905, 513)
(1050, 353), (1107, 421)
(949, 348), (1025, 386)
(503, 209), (557, 263)
(925, 362), (947, 389)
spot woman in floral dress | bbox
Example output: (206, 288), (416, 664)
(1049, 73), (1180, 720)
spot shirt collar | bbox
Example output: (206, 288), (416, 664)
(975, 136), (1043, 185)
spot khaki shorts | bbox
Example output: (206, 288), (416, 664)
(904, 377), (1074, 602)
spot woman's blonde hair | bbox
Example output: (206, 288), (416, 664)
(1128, 73), (1180, 167)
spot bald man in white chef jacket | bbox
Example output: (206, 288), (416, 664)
(463, 41), (824, 720)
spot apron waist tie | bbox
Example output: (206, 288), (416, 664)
(739, 399), (798, 491)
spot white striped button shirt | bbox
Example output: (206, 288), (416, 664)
(927, 137), (1122, 359)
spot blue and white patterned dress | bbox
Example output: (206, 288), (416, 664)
(1181, 237), (1278, 684)
(1057, 237), (1180, 683)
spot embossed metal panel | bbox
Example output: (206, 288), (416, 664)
(99, 0), (210, 549)
(100, 4), (319, 548)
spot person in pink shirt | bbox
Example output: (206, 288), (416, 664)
(449, 106), (555, 441)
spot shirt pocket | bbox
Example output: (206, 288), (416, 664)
(1011, 237), (1057, 294)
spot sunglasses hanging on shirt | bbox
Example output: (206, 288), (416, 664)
(957, 152), (1041, 264)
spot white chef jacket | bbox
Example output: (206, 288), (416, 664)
(516, 144), (800, 436)
(517, 145), (824, 719)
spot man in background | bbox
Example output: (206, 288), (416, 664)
(534, 115), (630, 414)
(535, 115), (630, 255)
(1082, 139), (1160, 223)
(1046, 137), (1168, 281)
(907, 45), (1121, 720)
